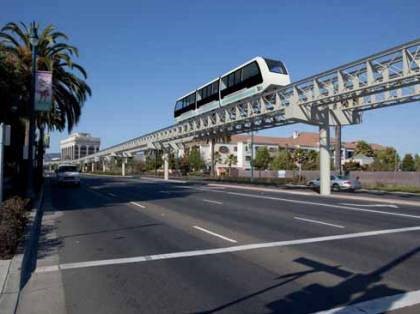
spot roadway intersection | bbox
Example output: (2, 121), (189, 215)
(16, 175), (420, 314)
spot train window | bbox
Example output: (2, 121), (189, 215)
(242, 62), (259, 80)
(212, 81), (219, 94)
(228, 73), (235, 87)
(234, 70), (242, 85)
(264, 58), (287, 74)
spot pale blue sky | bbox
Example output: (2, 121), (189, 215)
(3, 0), (420, 155)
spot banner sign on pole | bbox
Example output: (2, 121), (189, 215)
(35, 71), (53, 111)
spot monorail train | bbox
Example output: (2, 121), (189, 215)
(174, 57), (291, 122)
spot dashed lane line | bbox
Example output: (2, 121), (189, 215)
(294, 217), (345, 229)
(339, 202), (399, 208)
(202, 199), (223, 205)
(35, 225), (420, 273)
(129, 201), (146, 209)
(178, 186), (420, 220)
(193, 225), (237, 243)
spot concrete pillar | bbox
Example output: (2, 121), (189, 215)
(335, 125), (342, 175)
(122, 159), (126, 176)
(78, 145), (81, 159)
(210, 138), (215, 177)
(102, 161), (106, 172)
(319, 119), (331, 196)
(91, 162), (95, 173)
(163, 153), (169, 181)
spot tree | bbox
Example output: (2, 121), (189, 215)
(0, 22), (91, 132)
(254, 147), (271, 170)
(302, 150), (319, 170)
(271, 149), (293, 170)
(224, 154), (237, 176)
(354, 141), (375, 157)
(188, 147), (204, 172)
(0, 22), (91, 186)
(415, 154), (420, 172)
(145, 150), (162, 171)
(401, 154), (416, 171)
(370, 147), (399, 171)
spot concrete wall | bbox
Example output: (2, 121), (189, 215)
(233, 169), (420, 186)
(349, 171), (420, 187)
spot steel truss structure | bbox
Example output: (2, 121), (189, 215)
(49, 40), (419, 174)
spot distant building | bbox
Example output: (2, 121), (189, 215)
(60, 133), (100, 161)
(44, 153), (61, 162)
(198, 131), (384, 170)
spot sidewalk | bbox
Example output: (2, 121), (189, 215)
(15, 181), (66, 314)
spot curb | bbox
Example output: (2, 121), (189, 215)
(0, 185), (44, 314)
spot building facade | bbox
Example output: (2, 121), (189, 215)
(198, 131), (384, 170)
(60, 133), (100, 161)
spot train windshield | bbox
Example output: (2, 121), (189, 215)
(264, 58), (287, 74)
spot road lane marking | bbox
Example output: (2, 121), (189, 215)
(294, 217), (344, 229)
(108, 192), (117, 197)
(129, 201), (145, 209)
(339, 202), (399, 208)
(193, 225), (237, 243)
(35, 225), (420, 273)
(203, 199), (223, 205)
(159, 191), (172, 194)
(313, 289), (420, 314)
(224, 191), (420, 219)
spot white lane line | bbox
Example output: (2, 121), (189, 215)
(159, 190), (172, 194)
(129, 201), (145, 209)
(339, 202), (399, 208)
(223, 191), (420, 220)
(35, 225), (420, 273)
(294, 217), (345, 229)
(203, 199), (223, 205)
(193, 226), (237, 243)
(313, 289), (420, 314)
(108, 192), (117, 197)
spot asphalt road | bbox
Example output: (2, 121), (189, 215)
(17, 175), (420, 314)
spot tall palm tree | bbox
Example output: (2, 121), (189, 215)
(0, 22), (91, 182)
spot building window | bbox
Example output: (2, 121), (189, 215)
(233, 147), (237, 152)
(219, 146), (229, 154)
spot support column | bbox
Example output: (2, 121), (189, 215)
(122, 159), (126, 176)
(319, 119), (331, 196)
(102, 160), (106, 172)
(91, 162), (95, 173)
(335, 124), (342, 175)
(210, 138), (215, 177)
(163, 153), (169, 181)
(78, 145), (81, 159)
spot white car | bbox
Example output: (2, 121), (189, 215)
(307, 175), (361, 191)
(55, 165), (81, 186)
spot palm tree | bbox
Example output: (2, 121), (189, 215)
(225, 153), (237, 176)
(0, 22), (91, 182)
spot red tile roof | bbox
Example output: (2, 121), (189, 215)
(230, 132), (385, 150)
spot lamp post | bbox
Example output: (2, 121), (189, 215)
(26, 23), (39, 198)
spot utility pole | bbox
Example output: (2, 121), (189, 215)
(26, 24), (39, 198)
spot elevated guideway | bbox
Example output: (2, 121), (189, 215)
(51, 39), (420, 195)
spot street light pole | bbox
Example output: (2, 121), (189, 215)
(26, 23), (39, 198)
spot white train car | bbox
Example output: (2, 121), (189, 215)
(174, 57), (290, 122)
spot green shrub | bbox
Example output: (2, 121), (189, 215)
(0, 196), (29, 258)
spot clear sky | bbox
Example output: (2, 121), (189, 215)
(3, 0), (420, 155)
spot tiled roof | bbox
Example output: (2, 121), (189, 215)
(230, 132), (385, 150)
